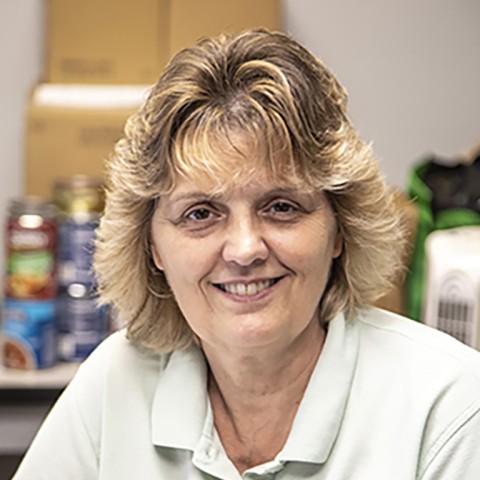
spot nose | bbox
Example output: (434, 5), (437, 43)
(222, 214), (269, 266)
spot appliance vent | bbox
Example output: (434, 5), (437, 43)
(423, 226), (480, 349)
(436, 271), (476, 344)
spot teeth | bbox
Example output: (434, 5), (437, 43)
(221, 279), (275, 296)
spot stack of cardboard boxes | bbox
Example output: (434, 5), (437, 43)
(25, 0), (282, 197)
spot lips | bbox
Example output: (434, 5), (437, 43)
(214, 277), (283, 297)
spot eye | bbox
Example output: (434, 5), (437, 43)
(186, 207), (215, 221)
(270, 201), (297, 214)
(264, 199), (303, 221)
(181, 203), (222, 230)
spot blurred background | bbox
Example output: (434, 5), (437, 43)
(0, 0), (479, 477)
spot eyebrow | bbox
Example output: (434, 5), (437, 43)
(167, 191), (215, 204)
(167, 186), (315, 205)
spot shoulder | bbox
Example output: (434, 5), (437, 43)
(352, 308), (480, 472)
(84, 329), (168, 371)
(68, 331), (206, 402)
(353, 307), (480, 416)
(66, 330), (170, 404)
(356, 307), (480, 384)
(76, 329), (166, 373)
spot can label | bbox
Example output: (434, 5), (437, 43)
(57, 291), (109, 361)
(57, 217), (98, 290)
(1, 299), (57, 369)
(6, 217), (57, 299)
(54, 176), (104, 216)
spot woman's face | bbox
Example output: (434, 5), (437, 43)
(151, 169), (342, 355)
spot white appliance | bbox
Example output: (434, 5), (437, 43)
(423, 226), (480, 349)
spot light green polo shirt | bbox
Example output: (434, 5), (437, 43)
(14, 308), (480, 479)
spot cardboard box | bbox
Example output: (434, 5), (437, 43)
(25, 85), (149, 198)
(46, 0), (281, 85)
(169, 0), (282, 55)
(46, 0), (168, 85)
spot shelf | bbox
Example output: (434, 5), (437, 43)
(0, 362), (79, 390)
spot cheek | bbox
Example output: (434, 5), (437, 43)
(151, 223), (196, 274)
(157, 240), (216, 294)
(303, 251), (335, 284)
(286, 236), (339, 289)
(161, 253), (196, 286)
(277, 223), (338, 265)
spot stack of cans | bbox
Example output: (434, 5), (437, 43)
(2, 197), (58, 369)
(54, 175), (110, 362)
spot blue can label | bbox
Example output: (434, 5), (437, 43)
(57, 291), (109, 361)
(2, 299), (57, 369)
(57, 218), (98, 290)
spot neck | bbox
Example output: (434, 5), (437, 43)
(203, 319), (326, 474)
(205, 321), (325, 401)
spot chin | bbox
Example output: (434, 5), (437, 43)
(223, 323), (289, 350)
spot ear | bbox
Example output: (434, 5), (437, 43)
(151, 246), (164, 271)
(332, 230), (343, 259)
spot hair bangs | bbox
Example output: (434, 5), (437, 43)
(169, 100), (310, 193)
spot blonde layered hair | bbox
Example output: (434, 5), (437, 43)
(94, 29), (406, 352)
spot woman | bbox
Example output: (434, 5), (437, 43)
(14, 29), (480, 479)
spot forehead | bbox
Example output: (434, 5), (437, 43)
(168, 171), (313, 201)
(170, 130), (308, 196)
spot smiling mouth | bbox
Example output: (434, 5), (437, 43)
(214, 277), (283, 297)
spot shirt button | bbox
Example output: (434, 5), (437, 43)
(204, 444), (215, 461)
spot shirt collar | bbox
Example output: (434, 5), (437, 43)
(151, 345), (209, 450)
(151, 312), (359, 465)
(278, 312), (359, 464)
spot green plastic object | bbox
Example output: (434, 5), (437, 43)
(406, 159), (480, 321)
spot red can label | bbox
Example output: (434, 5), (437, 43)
(5, 216), (57, 299)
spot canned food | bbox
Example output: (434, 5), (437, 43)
(5, 197), (57, 299)
(2, 298), (57, 369)
(57, 216), (99, 290)
(57, 283), (110, 362)
(54, 175), (104, 290)
(53, 175), (104, 216)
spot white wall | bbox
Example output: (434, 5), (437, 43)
(0, 0), (44, 280)
(0, 0), (479, 277)
(284, 0), (480, 186)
